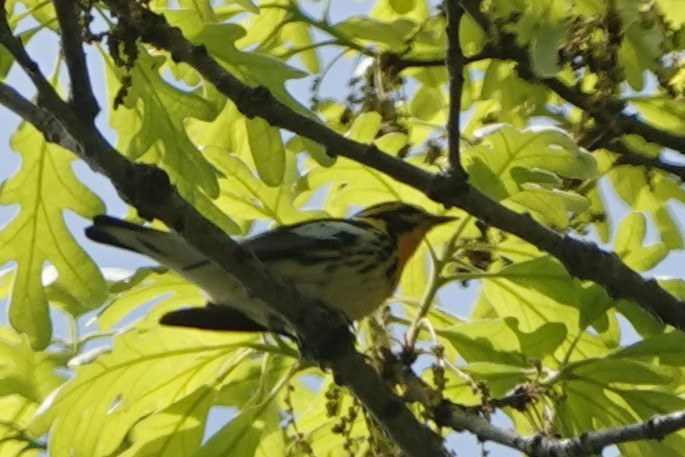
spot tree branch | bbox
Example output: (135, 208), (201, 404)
(444, 0), (467, 180)
(439, 403), (685, 456)
(450, 188), (683, 325)
(607, 141), (685, 181)
(53, 0), (99, 122)
(103, 1), (685, 331)
(0, 8), (449, 457)
(381, 44), (685, 182)
(382, 50), (494, 76)
(619, 114), (685, 155)
(0, 5), (57, 99)
(3, 2), (685, 453)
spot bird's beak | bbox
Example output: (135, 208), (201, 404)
(427, 214), (457, 227)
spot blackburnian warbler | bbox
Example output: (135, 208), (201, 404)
(85, 202), (454, 334)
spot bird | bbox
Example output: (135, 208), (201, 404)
(85, 202), (454, 334)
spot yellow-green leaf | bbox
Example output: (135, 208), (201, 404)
(614, 212), (668, 271)
(0, 124), (106, 348)
(31, 329), (266, 457)
(346, 112), (382, 143)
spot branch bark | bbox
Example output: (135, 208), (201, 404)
(444, 0), (467, 180)
(53, 0), (99, 122)
(438, 403), (685, 457)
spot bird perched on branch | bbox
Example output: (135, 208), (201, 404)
(85, 202), (454, 334)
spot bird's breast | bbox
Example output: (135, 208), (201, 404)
(266, 235), (397, 320)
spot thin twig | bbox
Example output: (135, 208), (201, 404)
(608, 141), (685, 181)
(438, 403), (685, 457)
(404, 215), (472, 350)
(382, 47), (494, 74)
(264, 2), (373, 56)
(404, 244), (442, 350)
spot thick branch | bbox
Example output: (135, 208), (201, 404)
(0, 8), (449, 457)
(0, 82), (51, 130)
(449, 188), (681, 326)
(620, 114), (685, 154)
(53, 0), (99, 122)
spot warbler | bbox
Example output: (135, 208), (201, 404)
(85, 202), (454, 334)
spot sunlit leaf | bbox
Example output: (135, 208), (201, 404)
(117, 387), (212, 457)
(630, 97), (685, 134)
(479, 256), (580, 331)
(410, 85), (445, 122)
(614, 212), (668, 271)
(619, 15), (665, 91)
(244, 117), (286, 186)
(346, 111), (382, 143)
(656, 0), (685, 27)
(0, 328), (64, 456)
(335, 17), (417, 49)
(167, 12), (310, 115)
(0, 395), (42, 457)
(106, 50), (220, 196)
(0, 124), (106, 348)
(511, 2), (565, 77)
(463, 125), (597, 208)
(439, 318), (566, 366)
(459, 362), (531, 397)
(0, 328), (64, 403)
(31, 329), (272, 457)
(96, 268), (203, 330)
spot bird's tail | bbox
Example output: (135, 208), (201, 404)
(86, 216), (291, 335)
(85, 215), (206, 271)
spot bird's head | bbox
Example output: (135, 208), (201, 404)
(354, 202), (455, 270)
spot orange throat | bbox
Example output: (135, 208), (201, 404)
(395, 227), (429, 274)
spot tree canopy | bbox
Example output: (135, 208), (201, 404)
(2, 0), (685, 456)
